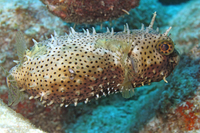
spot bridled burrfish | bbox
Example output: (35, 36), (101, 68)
(6, 13), (179, 107)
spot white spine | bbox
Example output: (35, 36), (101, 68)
(123, 25), (126, 32)
(32, 39), (38, 45)
(126, 23), (130, 35)
(82, 28), (86, 34)
(164, 27), (172, 36)
(92, 27), (96, 35)
(70, 27), (76, 34)
(54, 30), (58, 37)
(106, 27), (110, 33)
(86, 29), (90, 36)
(141, 23), (144, 30)
(111, 28), (114, 35)
(149, 12), (156, 28)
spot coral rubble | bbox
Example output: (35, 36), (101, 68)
(0, 99), (46, 133)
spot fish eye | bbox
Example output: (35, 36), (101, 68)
(156, 40), (174, 55)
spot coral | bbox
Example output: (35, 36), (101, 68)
(158, 0), (190, 5)
(173, 100), (200, 131)
(64, 0), (183, 33)
(0, 92), (65, 133)
(140, 85), (200, 132)
(40, 0), (140, 24)
(189, 43), (200, 59)
(169, 0), (200, 55)
(0, 99), (46, 133)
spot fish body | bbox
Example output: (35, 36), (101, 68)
(7, 13), (179, 107)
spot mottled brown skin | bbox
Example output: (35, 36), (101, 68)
(13, 51), (124, 104)
(40, 0), (140, 23)
(127, 34), (179, 88)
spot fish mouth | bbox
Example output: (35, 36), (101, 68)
(169, 49), (180, 69)
(127, 48), (180, 88)
(160, 49), (180, 79)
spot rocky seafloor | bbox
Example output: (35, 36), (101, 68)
(0, 0), (199, 133)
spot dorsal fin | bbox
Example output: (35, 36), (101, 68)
(15, 31), (27, 65)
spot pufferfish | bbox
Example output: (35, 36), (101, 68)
(6, 12), (179, 107)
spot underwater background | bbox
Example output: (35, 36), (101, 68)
(0, 0), (199, 133)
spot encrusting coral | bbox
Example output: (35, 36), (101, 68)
(170, 0), (200, 55)
(0, 99), (46, 133)
(40, 0), (140, 24)
(6, 13), (179, 107)
(140, 85), (200, 132)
